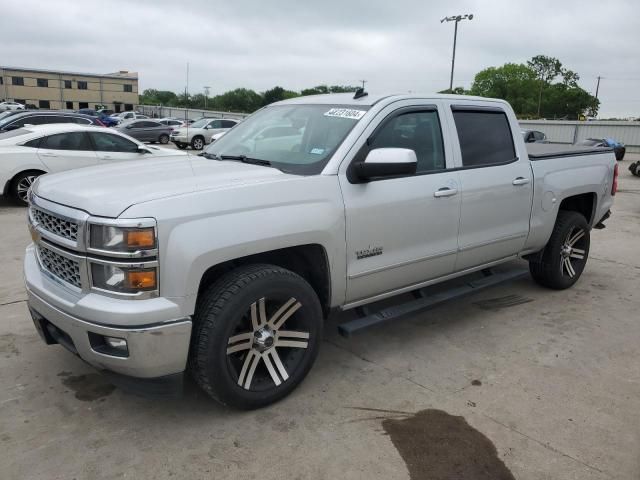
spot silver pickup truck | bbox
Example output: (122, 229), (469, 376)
(24, 93), (617, 409)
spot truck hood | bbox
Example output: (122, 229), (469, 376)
(33, 156), (290, 217)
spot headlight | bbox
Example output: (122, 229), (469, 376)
(91, 263), (158, 294)
(90, 225), (156, 252)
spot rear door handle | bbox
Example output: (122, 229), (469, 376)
(39, 152), (57, 157)
(512, 177), (530, 186)
(434, 187), (458, 198)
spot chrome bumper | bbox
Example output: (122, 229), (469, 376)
(25, 246), (192, 379)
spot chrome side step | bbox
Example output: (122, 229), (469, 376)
(337, 266), (529, 337)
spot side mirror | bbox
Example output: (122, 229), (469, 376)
(351, 148), (417, 182)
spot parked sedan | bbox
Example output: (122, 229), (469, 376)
(115, 120), (173, 144)
(578, 138), (626, 161)
(76, 108), (119, 127)
(0, 124), (187, 205)
(158, 118), (186, 129)
(111, 111), (149, 124)
(170, 117), (239, 150)
(0, 111), (103, 132)
(0, 101), (25, 111)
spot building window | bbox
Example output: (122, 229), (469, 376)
(123, 84), (133, 92)
(64, 80), (72, 89)
(39, 100), (51, 109)
(79, 102), (89, 109)
(12, 76), (24, 86)
(66, 101), (74, 110)
(77, 81), (88, 90)
(124, 103), (133, 111)
(37, 78), (49, 87)
(0, 77), (3, 85)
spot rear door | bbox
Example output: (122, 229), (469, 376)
(36, 132), (98, 171)
(88, 131), (144, 163)
(447, 104), (533, 271)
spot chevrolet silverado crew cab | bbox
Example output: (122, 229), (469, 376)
(24, 93), (617, 409)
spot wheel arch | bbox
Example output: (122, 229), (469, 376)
(196, 244), (332, 318)
(4, 168), (47, 197)
(558, 192), (597, 226)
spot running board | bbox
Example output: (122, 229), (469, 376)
(337, 267), (529, 337)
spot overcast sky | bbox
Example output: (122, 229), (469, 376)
(3, 0), (639, 117)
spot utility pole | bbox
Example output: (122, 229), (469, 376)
(441, 14), (474, 93)
(595, 76), (601, 99)
(204, 86), (211, 109)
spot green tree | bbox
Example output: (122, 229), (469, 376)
(139, 89), (179, 106)
(262, 86), (299, 106)
(211, 88), (263, 113)
(469, 56), (598, 119)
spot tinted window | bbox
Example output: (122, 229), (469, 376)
(138, 121), (160, 128)
(128, 121), (144, 128)
(79, 102), (89, 109)
(89, 132), (139, 152)
(209, 120), (222, 128)
(41, 132), (92, 151)
(124, 84), (133, 92)
(370, 110), (446, 173)
(12, 77), (24, 86)
(39, 100), (51, 109)
(23, 137), (42, 148)
(37, 78), (48, 87)
(70, 117), (92, 125)
(64, 80), (72, 89)
(533, 131), (545, 141)
(452, 109), (516, 167)
(78, 81), (88, 90)
(221, 120), (237, 128)
(12, 116), (56, 127)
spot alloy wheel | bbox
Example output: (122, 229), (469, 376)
(560, 226), (587, 278)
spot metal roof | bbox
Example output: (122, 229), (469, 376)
(0, 66), (138, 80)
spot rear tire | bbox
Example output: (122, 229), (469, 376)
(190, 264), (323, 409)
(529, 211), (590, 289)
(191, 136), (205, 150)
(10, 171), (42, 206)
(159, 134), (169, 144)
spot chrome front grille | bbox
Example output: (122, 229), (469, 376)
(37, 244), (82, 289)
(31, 207), (79, 242)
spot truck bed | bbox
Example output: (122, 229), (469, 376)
(527, 143), (613, 160)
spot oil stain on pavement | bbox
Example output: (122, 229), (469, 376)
(62, 374), (116, 401)
(382, 409), (515, 480)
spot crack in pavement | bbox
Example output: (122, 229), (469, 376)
(0, 299), (26, 307)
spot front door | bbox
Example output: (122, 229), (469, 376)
(88, 131), (144, 163)
(448, 106), (533, 270)
(340, 104), (461, 304)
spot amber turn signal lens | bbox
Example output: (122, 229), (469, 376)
(125, 229), (155, 248)
(125, 269), (157, 290)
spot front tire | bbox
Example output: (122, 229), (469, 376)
(159, 134), (169, 144)
(529, 211), (590, 289)
(175, 143), (187, 150)
(190, 264), (323, 409)
(10, 171), (42, 206)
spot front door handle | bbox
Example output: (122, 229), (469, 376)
(434, 187), (458, 198)
(39, 152), (57, 157)
(513, 177), (530, 186)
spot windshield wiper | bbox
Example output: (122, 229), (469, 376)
(220, 154), (272, 167)
(201, 152), (220, 160)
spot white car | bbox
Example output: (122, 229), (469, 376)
(0, 124), (188, 205)
(170, 117), (238, 150)
(111, 111), (150, 124)
(0, 101), (25, 111)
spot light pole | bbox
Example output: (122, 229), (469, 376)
(441, 14), (473, 93)
(204, 86), (211, 109)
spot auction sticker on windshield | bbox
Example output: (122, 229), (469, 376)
(324, 108), (367, 120)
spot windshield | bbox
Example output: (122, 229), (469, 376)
(190, 118), (210, 128)
(203, 104), (369, 174)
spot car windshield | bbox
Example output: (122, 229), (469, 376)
(202, 104), (369, 174)
(0, 128), (32, 140)
(189, 119), (210, 128)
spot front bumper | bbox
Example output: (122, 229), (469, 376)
(25, 245), (192, 380)
(171, 135), (189, 143)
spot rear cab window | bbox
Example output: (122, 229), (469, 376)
(451, 107), (516, 167)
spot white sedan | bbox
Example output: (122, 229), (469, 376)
(0, 124), (188, 205)
(0, 101), (25, 111)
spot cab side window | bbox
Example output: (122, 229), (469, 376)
(453, 109), (516, 167)
(369, 110), (446, 173)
